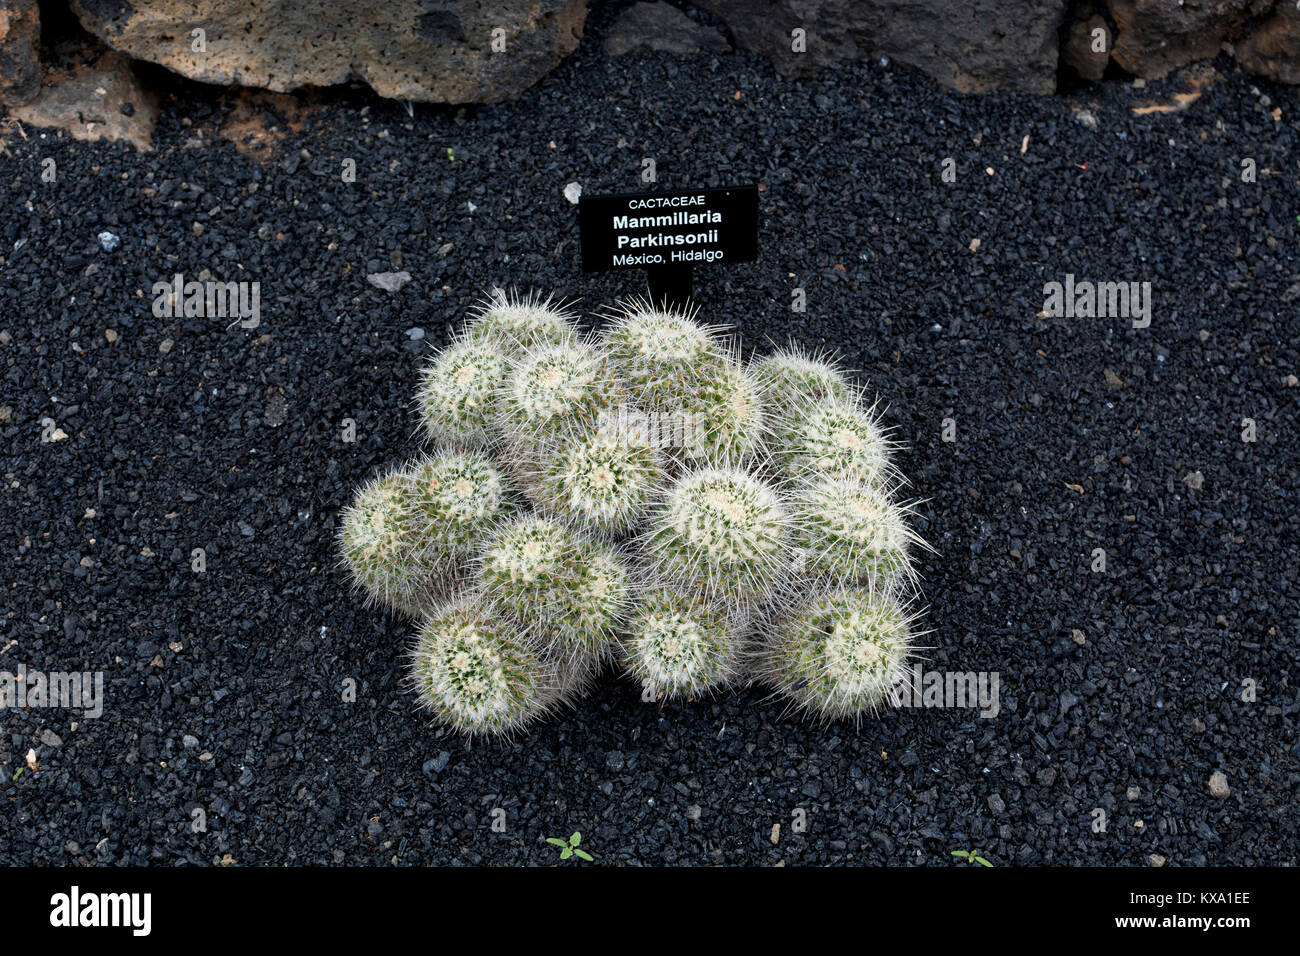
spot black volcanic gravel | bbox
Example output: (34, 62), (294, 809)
(1, 19), (1298, 866)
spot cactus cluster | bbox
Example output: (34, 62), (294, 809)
(340, 290), (927, 736)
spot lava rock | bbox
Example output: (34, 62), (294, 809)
(1061, 4), (1110, 83)
(1107, 0), (1254, 80)
(605, 2), (730, 57)
(69, 0), (588, 103)
(0, 0), (41, 105)
(1234, 1), (1300, 84)
(1209, 771), (1230, 799)
(692, 0), (1068, 92)
(10, 51), (158, 150)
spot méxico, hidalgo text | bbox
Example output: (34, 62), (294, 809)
(612, 249), (724, 265)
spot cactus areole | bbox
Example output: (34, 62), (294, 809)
(577, 185), (759, 308)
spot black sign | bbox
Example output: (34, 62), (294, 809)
(578, 186), (758, 274)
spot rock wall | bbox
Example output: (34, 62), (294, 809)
(692, 0), (1070, 94)
(1228, 1), (1300, 84)
(696, 0), (1300, 91)
(1104, 0), (1269, 78)
(4, 0), (1299, 107)
(68, 0), (588, 103)
(0, 0), (41, 104)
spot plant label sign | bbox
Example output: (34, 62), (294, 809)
(578, 185), (758, 271)
(577, 185), (758, 306)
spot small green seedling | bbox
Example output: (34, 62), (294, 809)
(447, 147), (455, 163)
(951, 849), (993, 867)
(12, 768), (24, 781)
(546, 832), (593, 862)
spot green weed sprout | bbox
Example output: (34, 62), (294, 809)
(546, 832), (594, 862)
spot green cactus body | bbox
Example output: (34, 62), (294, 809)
(604, 303), (725, 411)
(621, 588), (739, 700)
(463, 291), (576, 354)
(553, 542), (631, 654)
(549, 643), (606, 709)
(765, 586), (912, 719)
(790, 477), (913, 586)
(534, 418), (663, 536)
(497, 341), (624, 449)
(410, 597), (559, 735)
(645, 468), (789, 605)
(751, 347), (853, 410)
(770, 398), (891, 486)
(415, 338), (509, 446)
(678, 360), (764, 468)
(404, 452), (516, 558)
(479, 516), (629, 656)
(338, 469), (443, 617)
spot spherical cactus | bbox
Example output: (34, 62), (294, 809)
(409, 595), (561, 736)
(750, 346), (853, 410)
(644, 468), (790, 606)
(497, 340), (624, 450)
(463, 289), (576, 354)
(768, 397), (892, 486)
(404, 451), (516, 558)
(620, 587), (741, 700)
(789, 477), (916, 587)
(532, 417), (665, 536)
(603, 300), (726, 410)
(553, 638), (607, 703)
(762, 586), (914, 720)
(338, 468), (443, 617)
(479, 516), (629, 657)
(549, 541), (631, 656)
(415, 338), (509, 447)
(678, 359), (764, 467)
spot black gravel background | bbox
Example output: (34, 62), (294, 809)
(2, 11), (1298, 865)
